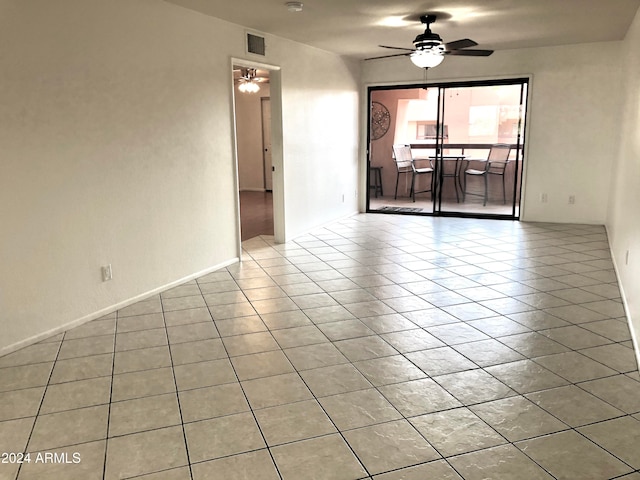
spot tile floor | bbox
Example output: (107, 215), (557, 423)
(1, 214), (639, 480)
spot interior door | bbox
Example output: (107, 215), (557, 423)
(261, 97), (273, 191)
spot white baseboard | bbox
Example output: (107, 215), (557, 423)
(0, 257), (240, 358)
(606, 226), (640, 371)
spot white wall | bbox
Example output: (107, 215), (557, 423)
(607, 8), (640, 354)
(362, 42), (623, 224)
(0, 0), (360, 353)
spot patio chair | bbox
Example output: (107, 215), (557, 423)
(463, 144), (512, 206)
(392, 144), (434, 202)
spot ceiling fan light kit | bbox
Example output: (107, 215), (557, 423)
(286, 2), (303, 12)
(410, 50), (445, 68)
(366, 14), (493, 70)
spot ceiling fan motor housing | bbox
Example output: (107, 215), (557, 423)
(413, 31), (445, 53)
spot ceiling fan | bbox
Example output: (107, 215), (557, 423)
(234, 67), (269, 93)
(366, 14), (494, 68)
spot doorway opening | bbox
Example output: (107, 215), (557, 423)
(367, 78), (528, 219)
(233, 65), (274, 241)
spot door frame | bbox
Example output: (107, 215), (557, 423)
(230, 58), (285, 256)
(365, 76), (531, 221)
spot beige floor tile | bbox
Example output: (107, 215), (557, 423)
(57, 335), (114, 360)
(406, 347), (477, 376)
(470, 395), (569, 442)
(117, 298), (162, 318)
(162, 295), (206, 312)
(163, 307), (212, 326)
(271, 434), (367, 480)
(449, 444), (554, 480)
(254, 399), (336, 446)
(0, 387), (45, 422)
(18, 439), (106, 480)
(184, 412), (264, 463)
(433, 369), (516, 405)
(453, 339), (525, 367)
(28, 405), (109, 451)
(179, 383), (248, 423)
(498, 332), (569, 358)
(378, 378), (461, 417)
(0, 363), (54, 393)
(222, 332), (280, 357)
(334, 336), (398, 362)
(191, 450), (279, 480)
(40, 376), (111, 414)
(49, 354), (112, 384)
(0, 416), (35, 453)
(515, 430), (632, 480)
(358, 314), (417, 334)
(63, 318), (115, 340)
(132, 466), (192, 479)
(317, 319), (376, 341)
(579, 374), (640, 413)
(353, 355), (427, 386)
(161, 283), (202, 299)
(344, 420), (440, 474)
(260, 310), (313, 330)
(173, 358), (236, 390)
(231, 350), (294, 381)
(373, 459), (462, 479)
(303, 305), (356, 323)
(113, 345), (172, 374)
(105, 426), (188, 480)
(526, 385), (625, 427)
(271, 325), (328, 349)
(300, 363), (372, 397)
(539, 325), (612, 350)
(578, 416), (640, 469)
(169, 338), (227, 365)
(532, 351), (617, 383)
(0, 343), (60, 368)
(116, 313), (164, 333)
(215, 315), (268, 337)
(485, 359), (569, 394)
(111, 367), (176, 402)
(283, 342), (349, 370)
(318, 388), (402, 430)
(203, 291), (248, 307)
(379, 328), (444, 353)
(115, 328), (167, 352)
(166, 322), (219, 344)
(411, 407), (506, 457)
(108, 393), (181, 437)
(241, 372), (312, 410)
(580, 343), (639, 373)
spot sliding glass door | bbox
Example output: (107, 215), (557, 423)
(367, 78), (528, 219)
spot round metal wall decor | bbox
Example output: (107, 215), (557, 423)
(371, 101), (391, 140)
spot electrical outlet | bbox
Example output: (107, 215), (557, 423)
(102, 264), (112, 282)
(540, 193), (548, 203)
(568, 195), (575, 204)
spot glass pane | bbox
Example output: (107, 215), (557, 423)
(436, 83), (525, 217)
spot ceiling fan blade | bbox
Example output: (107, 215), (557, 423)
(444, 38), (477, 50)
(364, 52), (413, 61)
(378, 45), (415, 52)
(445, 49), (494, 57)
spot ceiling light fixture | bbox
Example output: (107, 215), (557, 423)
(238, 81), (260, 93)
(410, 50), (444, 69)
(286, 2), (303, 12)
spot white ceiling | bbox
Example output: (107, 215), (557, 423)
(165, 0), (640, 60)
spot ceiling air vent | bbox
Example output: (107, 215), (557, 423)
(246, 32), (266, 56)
